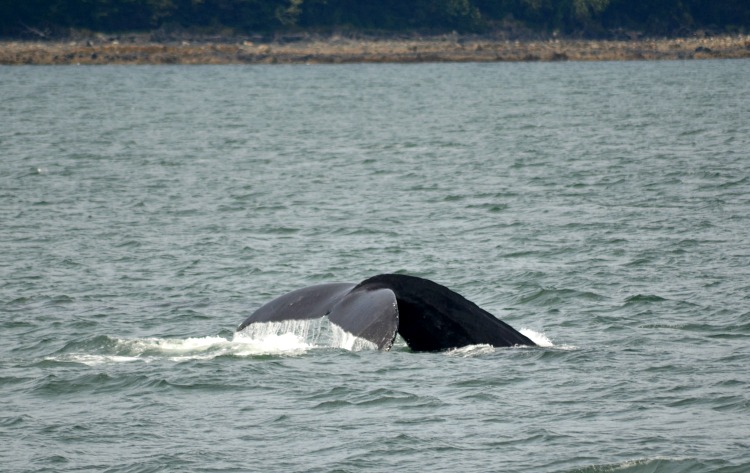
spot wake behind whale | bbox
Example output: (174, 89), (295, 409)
(237, 274), (536, 352)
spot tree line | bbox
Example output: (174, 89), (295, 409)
(2, 0), (749, 38)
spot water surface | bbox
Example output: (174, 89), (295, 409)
(1, 60), (749, 472)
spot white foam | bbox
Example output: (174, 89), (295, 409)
(520, 328), (554, 347)
(46, 327), (317, 365)
(49, 319), (380, 365)
(120, 336), (236, 355)
(520, 328), (578, 350)
(446, 344), (496, 357)
(51, 354), (142, 366)
(48, 322), (554, 366)
(230, 331), (311, 356)
(122, 333), (313, 360)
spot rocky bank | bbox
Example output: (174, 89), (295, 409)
(2, 34), (750, 65)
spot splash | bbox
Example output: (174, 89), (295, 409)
(46, 324), (555, 366)
(46, 335), (304, 366)
(520, 328), (578, 350)
(330, 323), (378, 351)
(236, 318), (377, 351)
(48, 319), (377, 365)
(233, 319), (322, 350)
(520, 328), (554, 347)
(445, 330), (559, 357)
(446, 344), (496, 357)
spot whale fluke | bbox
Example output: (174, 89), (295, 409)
(237, 274), (535, 352)
(236, 282), (355, 328)
(328, 286), (399, 350)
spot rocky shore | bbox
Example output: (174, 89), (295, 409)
(2, 34), (750, 65)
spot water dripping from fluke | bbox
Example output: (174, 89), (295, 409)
(233, 318), (378, 352)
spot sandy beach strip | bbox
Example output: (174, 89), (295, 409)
(2, 34), (750, 65)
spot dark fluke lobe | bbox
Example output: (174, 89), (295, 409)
(237, 274), (535, 351)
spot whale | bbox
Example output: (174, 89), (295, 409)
(237, 274), (535, 351)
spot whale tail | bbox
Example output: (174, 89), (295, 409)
(237, 274), (535, 352)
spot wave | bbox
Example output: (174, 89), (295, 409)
(562, 457), (750, 473)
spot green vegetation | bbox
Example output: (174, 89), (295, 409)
(2, 0), (749, 38)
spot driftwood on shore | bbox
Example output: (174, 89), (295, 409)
(2, 34), (750, 65)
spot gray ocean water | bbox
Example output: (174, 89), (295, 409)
(2, 60), (750, 472)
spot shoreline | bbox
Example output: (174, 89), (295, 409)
(2, 34), (750, 65)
